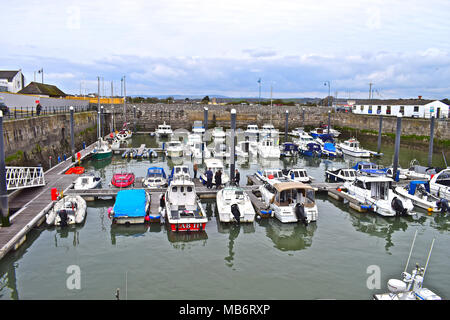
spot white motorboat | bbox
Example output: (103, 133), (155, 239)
(162, 175), (207, 232)
(293, 131), (316, 149)
(116, 123), (133, 140)
(384, 167), (408, 180)
(257, 138), (280, 159)
(255, 168), (288, 184)
(260, 123), (279, 138)
(200, 158), (230, 185)
(405, 160), (436, 180)
(245, 124), (259, 140)
(394, 181), (444, 213)
(284, 168), (313, 183)
(212, 127), (226, 142)
(111, 138), (121, 152)
(374, 232), (441, 300)
(168, 165), (191, 184)
(259, 181), (318, 224)
(142, 167), (168, 189)
(185, 134), (210, 159)
(155, 122), (173, 138)
(216, 186), (256, 223)
(337, 138), (372, 158)
(192, 120), (205, 134)
(325, 167), (358, 183)
(73, 173), (102, 190)
(165, 140), (184, 158)
(429, 168), (450, 201)
(289, 127), (305, 137)
(212, 143), (230, 158)
(342, 176), (414, 217)
(46, 195), (87, 226)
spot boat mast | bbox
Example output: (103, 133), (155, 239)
(422, 238), (435, 279)
(404, 229), (418, 273)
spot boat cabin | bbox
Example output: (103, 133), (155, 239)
(271, 182), (316, 208)
(351, 176), (393, 200)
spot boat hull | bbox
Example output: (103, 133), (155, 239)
(92, 150), (112, 160)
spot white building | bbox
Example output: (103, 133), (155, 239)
(0, 70), (25, 93)
(350, 98), (449, 119)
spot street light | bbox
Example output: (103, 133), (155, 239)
(324, 81), (331, 107)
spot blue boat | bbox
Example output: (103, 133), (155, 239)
(280, 142), (299, 157)
(321, 142), (341, 158)
(352, 161), (386, 176)
(110, 189), (150, 225)
(300, 143), (322, 157)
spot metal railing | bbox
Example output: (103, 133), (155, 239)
(5, 166), (46, 191)
(3, 105), (96, 120)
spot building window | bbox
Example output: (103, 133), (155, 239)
(414, 106), (419, 112)
(377, 106), (381, 114)
(386, 106), (391, 115)
(400, 106), (404, 115)
(368, 105), (372, 114)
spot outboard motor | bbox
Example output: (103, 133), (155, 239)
(295, 203), (308, 226)
(391, 197), (407, 216)
(58, 210), (68, 227)
(231, 204), (241, 223)
(437, 199), (449, 213)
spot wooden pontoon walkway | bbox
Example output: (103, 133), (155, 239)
(0, 143), (96, 260)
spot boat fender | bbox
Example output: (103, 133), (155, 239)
(260, 210), (272, 215)
(107, 207), (113, 219)
(360, 205), (372, 210)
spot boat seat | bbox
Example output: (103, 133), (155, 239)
(170, 210), (180, 219)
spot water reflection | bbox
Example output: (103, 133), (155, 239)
(53, 225), (82, 247)
(110, 224), (149, 245)
(166, 230), (208, 250)
(258, 218), (317, 252)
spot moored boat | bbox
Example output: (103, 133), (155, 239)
(91, 138), (112, 160)
(216, 186), (256, 223)
(46, 195), (87, 226)
(142, 167), (167, 189)
(111, 173), (135, 188)
(337, 138), (372, 158)
(394, 181), (445, 213)
(73, 173), (102, 190)
(108, 189), (150, 225)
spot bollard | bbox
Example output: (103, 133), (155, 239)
(285, 110), (289, 142)
(327, 110), (331, 135)
(377, 115), (383, 155)
(392, 114), (402, 182)
(204, 107), (208, 132)
(70, 106), (75, 162)
(0, 110), (10, 226)
(63, 154), (67, 161)
(230, 109), (236, 184)
(49, 156), (52, 168)
(428, 116), (435, 167)
(58, 156), (61, 163)
(82, 141), (86, 149)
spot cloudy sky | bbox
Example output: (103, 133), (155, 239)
(1, 0), (450, 99)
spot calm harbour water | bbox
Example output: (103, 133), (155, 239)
(1, 132), (449, 300)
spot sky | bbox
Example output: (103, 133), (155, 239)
(1, 0), (450, 99)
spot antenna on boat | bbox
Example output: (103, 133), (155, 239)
(404, 229), (418, 273)
(442, 151), (448, 168)
(423, 238), (435, 279)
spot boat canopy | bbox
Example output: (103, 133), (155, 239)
(273, 182), (314, 192)
(147, 167), (166, 178)
(113, 189), (147, 217)
(407, 181), (430, 195)
(323, 142), (336, 153)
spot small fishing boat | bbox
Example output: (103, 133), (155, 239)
(289, 127), (305, 137)
(293, 131), (316, 148)
(192, 120), (205, 134)
(259, 181), (318, 224)
(337, 138), (372, 158)
(245, 124), (259, 140)
(299, 142), (322, 157)
(111, 173), (135, 188)
(342, 176), (414, 217)
(284, 168), (313, 183)
(255, 168), (289, 184)
(374, 232), (441, 300)
(142, 167), (167, 189)
(91, 138), (112, 160)
(116, 123), (132, 140)
(325, 167), (358, 183)
(46, 195), (87, 226)
(155, 122), (173, 138)
(260, 123), (278, 138)
(257, 138), (280, 159)
(212, 127), (226, 142)
(280, 142), (299, 157)
(108, 189), (150, 225)
(200, 158), (230, 186)
(162, 176), (207, 232)
(310, 126), (340, 138)
(216, 186), (256, 223)
(405, 159), (436, 180)
(394, 181), (446, 213)
(73, 173), (102, 190)
(165, 140), (184, 158)
(352, 161), (386, 176)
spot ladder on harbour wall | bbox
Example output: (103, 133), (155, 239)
(5, 166), (46, 191)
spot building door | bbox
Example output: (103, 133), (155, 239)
(437, 107), (441, 118)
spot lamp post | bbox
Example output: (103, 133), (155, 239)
(324, 81), (331, 107)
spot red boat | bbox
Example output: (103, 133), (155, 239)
(111, 173), (135, 188)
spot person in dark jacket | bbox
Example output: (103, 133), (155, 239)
(215, 170), (222, 189)
(36, 103), (42, 116)
(234, 169), (240, 186)
(205, 168), (214, 189)
(193, 162), (198, 179)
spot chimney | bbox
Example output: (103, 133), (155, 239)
(418, 95), (422, 100)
